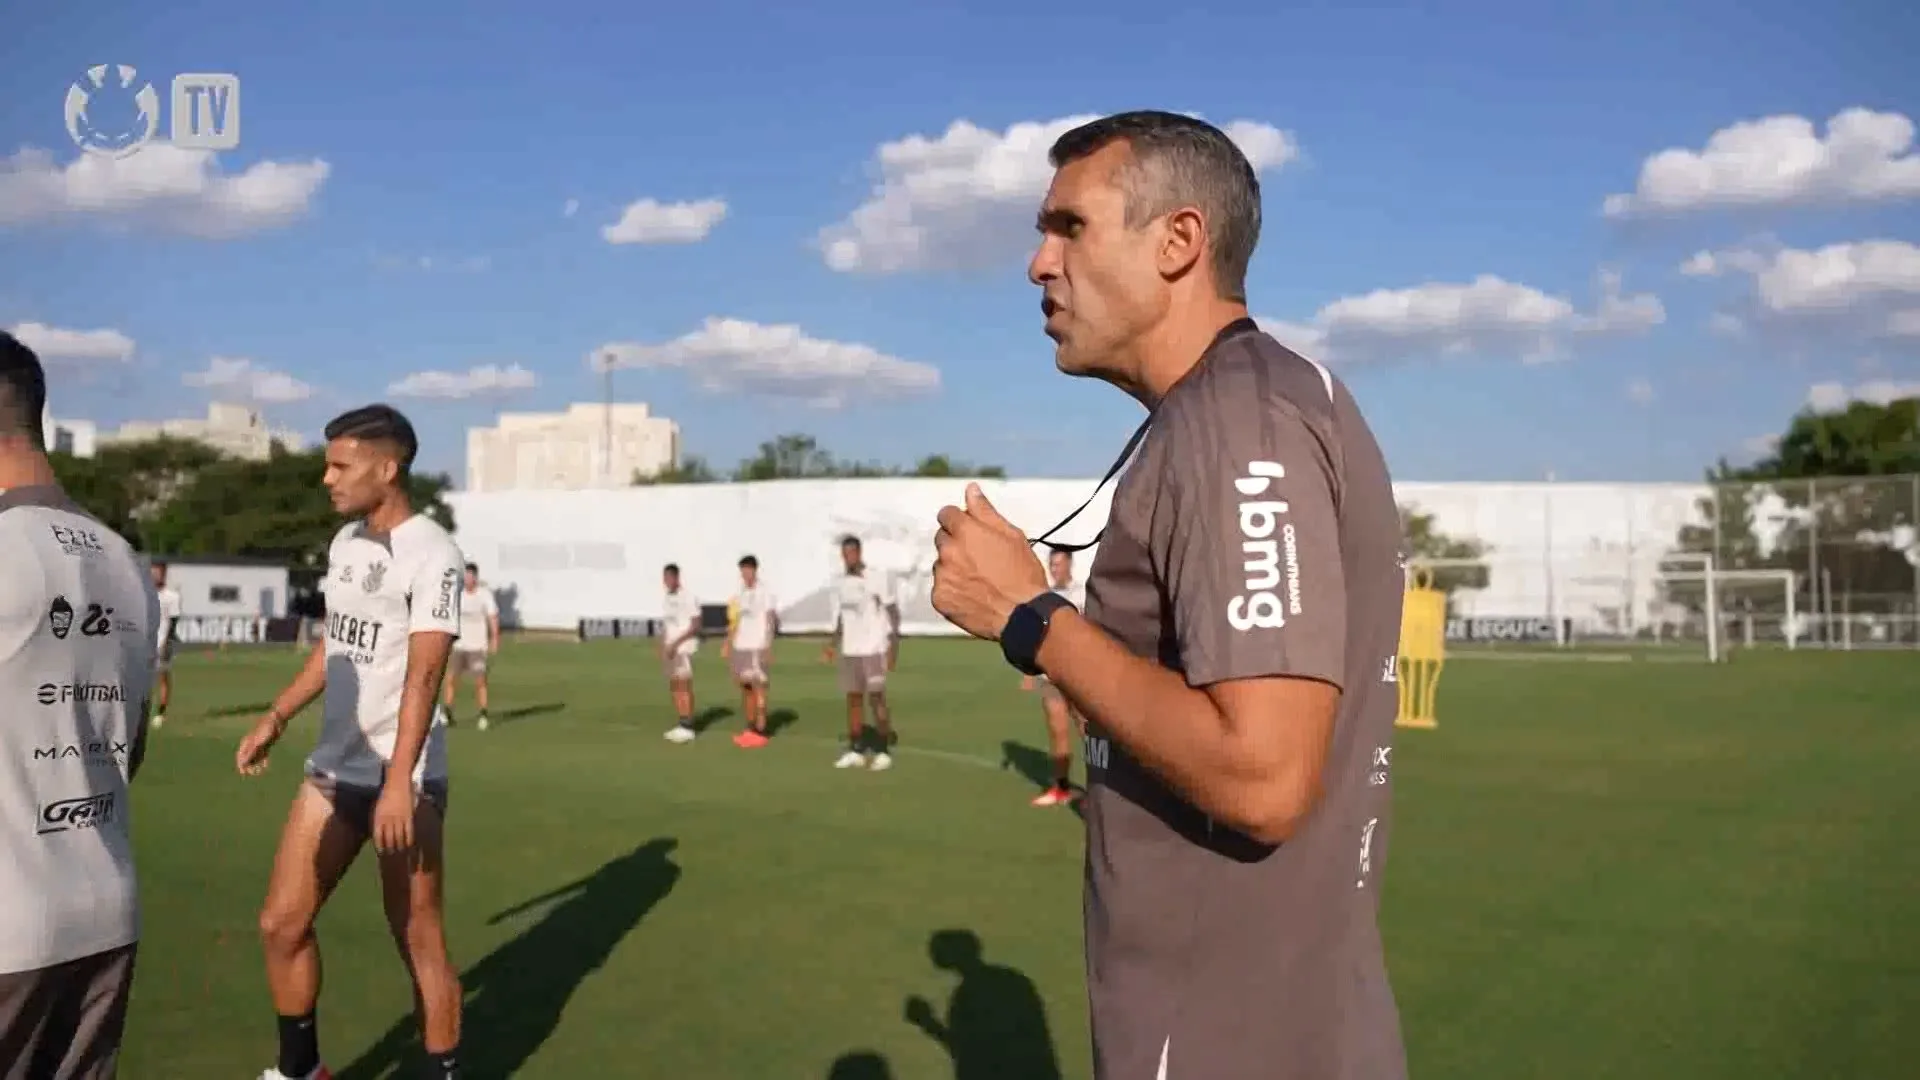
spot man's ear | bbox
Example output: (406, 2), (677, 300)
(1156, 206), (1207, 280)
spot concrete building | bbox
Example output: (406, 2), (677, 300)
(465, 402), (680, 492)
(142, 554), (292, 618)
(42, 410), (98, 458)
(101, 403), (304, 461)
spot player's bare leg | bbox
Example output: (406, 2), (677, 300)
(835, 691), (869, 767)
(472, 673), (489, 718)
(439, 673), (457, 726)
(1032, 693), (1078, 807)
(258, 782), (367, 1078)
(867, 691), (895, 771)
(377, 798), (462, 1073)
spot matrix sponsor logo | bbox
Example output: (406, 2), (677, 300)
(50, 523), (105, 557)
(1227, 460), (1302, 632)
(34, 740), (128, 765)
(39, 793), (117, 835)
(37, 682), (128, 706)
(432, 565), (459, 620)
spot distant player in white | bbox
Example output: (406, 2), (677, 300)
(724, 554), (779, 749)
(0, 331), (157, 1078)
(822, 535), (901, 770)
(1022, 549), (1086, 807)
(148, 560), (181, 728)
(235, 405), (466, 1080)
(441, 562), (499, 731)
(659, 562), (704, 743)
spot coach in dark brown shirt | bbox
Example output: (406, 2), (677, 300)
(932, 111), (1408, 1079)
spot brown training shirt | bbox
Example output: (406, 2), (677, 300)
(1079, 323), (1408, 1079)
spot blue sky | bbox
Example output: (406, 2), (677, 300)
(3, 0), (1918, 484)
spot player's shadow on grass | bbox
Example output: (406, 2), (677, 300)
(336, 837), (682, 1080)
(1000, 740), (1083, 819)
(827, 1050), (896, 1079)
(690, 705), (733, 733)
(766, 707), (799, 736)
(489, 702), (565, 727)
(903, 929), (1062, 1080)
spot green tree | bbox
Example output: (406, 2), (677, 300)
(633, 456), (720, 484)
(910, 453), (1007, 479)
(1663, 395), (1920, 617)
(142, 443), (454, 569)
(1400, 505), (1490, 597)
(733, 434), (840, 481)
(49, 436), (227, 548)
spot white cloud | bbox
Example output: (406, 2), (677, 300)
(1626, 377), (1655, 405)
(1683, 239), (1920, 342)
(601, 197), (727, 244)
(818, 114), (1300, 274)
(1604, 108), (1920, 217)
(0, 143), (329, 237)
(1708, 312), (1747, 337)
(593, 317), (940, 407)
(388, 363), (538, 400)
(7, 321), (135, 363)
(563, 198), (580, 218)
(1808, 378), (1920, 412)
(1257, 271), (1663, 365)
(182, 357), (313, 404)
(1741, 433), (1780, 456)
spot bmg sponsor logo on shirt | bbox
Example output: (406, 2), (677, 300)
(1227, 460), (1303, 632)
(36, 683), (128, 706)
(38, 793), (117, 835)
(50, 523), (106, 558)
(432, 565), (459, 620)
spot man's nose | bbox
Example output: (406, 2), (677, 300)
(1028, 238), (1061, 286)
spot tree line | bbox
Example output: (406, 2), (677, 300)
(634, 433), (1007, 484)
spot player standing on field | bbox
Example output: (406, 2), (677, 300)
(442, 563), (499, 731)
(236, 404), (467, 1080)
(149, 560), (182, 729)
(725, 554), (779, 749)
(822, 535), (900, 771)
(0, 331), (157, 1079)
(1025, 549), (1086, 807)
(659, 563), (703, 743)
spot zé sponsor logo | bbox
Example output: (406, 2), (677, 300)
(38, 793), (116, 835)
(49, 595), (121, 640)
(1227, 461), (1304, 632)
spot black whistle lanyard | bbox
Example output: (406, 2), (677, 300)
(1026, 317), (1263, 554)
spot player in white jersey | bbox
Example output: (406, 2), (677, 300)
(0, 331), (157, 1079)
(1024, 549), (1086, 807)
(441, 562), (499, 731)
(235, 405), (466, 1080)
(659, 563), (705, 743)
(724, 554), (779, 749)
(821, 535), (901, 770)
(147, 560), (182, 728)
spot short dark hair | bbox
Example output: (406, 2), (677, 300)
(1048, 111), (1262, 302)
(738, 555), (758, 569)
(150, 559), (168, 571)
(0, 331), (48, 448)
(840, 535), (861, 549)
(464, 562), (478, 574)
(663, 563), (680, 575)
(323, 404), (418, 473)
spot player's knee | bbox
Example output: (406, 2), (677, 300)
(259, 902), (314, 952)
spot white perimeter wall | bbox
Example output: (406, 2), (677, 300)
(447, 479), (1716, 634)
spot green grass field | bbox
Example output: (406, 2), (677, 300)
(120, 639), (1920, 1079)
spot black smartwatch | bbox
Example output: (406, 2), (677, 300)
(1001, 591), (1076, 676)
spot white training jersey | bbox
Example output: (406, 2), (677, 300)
(311, 515), (463, 789)
(154, 586), (182, 654)
(835, 571), (897, 658)
(0, 486), (156, 974)
(730, 584), (778, 651)
(454, 584), (497, 653)
(662, 588), (701, 656)
(1052, 578), (1087, 611)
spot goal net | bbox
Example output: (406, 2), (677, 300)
(1406, 552), (1798, 663)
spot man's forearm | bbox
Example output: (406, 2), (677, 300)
(388, 677), (436, 782)
(1038, 612), (1287, 830)
(269, 643), (329, 727)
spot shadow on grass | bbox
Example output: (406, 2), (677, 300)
(999, 740), (1083, 819)
(826, 1050), (896, 1079)
(903, 929), (1061, 1080)
(766, 707), (799, 736)
(203, 701), (273, 718)
(489, 702), (565, 727)
(336, 837), (682, 1080)
(690, 705), (733, 733)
